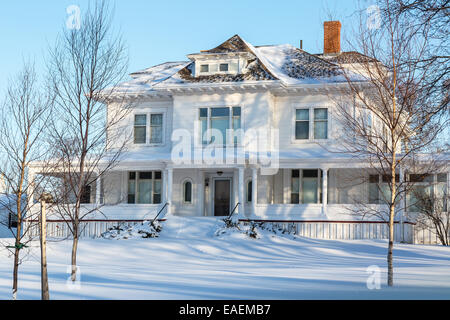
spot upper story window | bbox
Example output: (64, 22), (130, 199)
(199, 106), (241, 145)
(134, 115), (147, 144)
(195, 60), (238, 76)
(295, 108), (328, 140)
(134, 113), (164, 145)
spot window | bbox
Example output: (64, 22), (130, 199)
(314, 108), (328, 139)
(232, 107), (241, 145)
(219, 63), (229, 72)
(80, 185), (91, 204)
(199, 108), (209, 145)
(150, 114), (163, 144)
(133, 113), (164, 145)
(291, 169), (321, 204)
(368, 174), (400, 204)
(295, 108), (329, 140)
(246, 180), (252, 203)
(128, 171), (162, 204)
(368, 174), (379, 204)
(291, 170), (300, 204)
(211, 107), (229, 145)
(200, 64), (209, 73)
(183, 180), (192, 204)
(199, 106), (241, 145)
(295, 109), (309, 140)
(134, 115), (147, 144)
(406, 173), (447, 213)
(302, 170), (318, 204)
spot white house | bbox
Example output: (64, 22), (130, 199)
(26, 21), (449, 243)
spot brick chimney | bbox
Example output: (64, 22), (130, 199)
(323, 21), (341, 54)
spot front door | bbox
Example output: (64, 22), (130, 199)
(214, 179), (230, 216)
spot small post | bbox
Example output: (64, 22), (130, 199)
(40, 194), (51, 300)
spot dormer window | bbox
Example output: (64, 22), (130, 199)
(195, 60), (239, 77)
(219, 63), (229, 72)
(200, 64), (209, 73)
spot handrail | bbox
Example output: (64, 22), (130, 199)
(151, 202), (169, 224)
(228, 202), (240, 219)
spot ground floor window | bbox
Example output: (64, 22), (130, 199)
(291, 169), (322, 204)
(246, 180), (252, 203)
(406, 173), (447, 212)
(128, 171), (162, 204)
(368, 174), (400, 204)
(183, 179), (192, 204)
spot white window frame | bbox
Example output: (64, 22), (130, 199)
(195, 59), (239, 76)
(127, 171), (163, 205)
(290, 169), (322, 204)
(132, 111), (166, 146)
(182, 178), (194, 205)
(198, 106), (242, 147)
(291, 104), (331, 144)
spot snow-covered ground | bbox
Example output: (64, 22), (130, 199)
(0, 216), (449, 300)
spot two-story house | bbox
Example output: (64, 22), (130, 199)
(26, 21), (449, 243)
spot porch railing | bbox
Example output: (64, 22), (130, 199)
(150, 202), (169, 224)
(228, 202), (240, 219)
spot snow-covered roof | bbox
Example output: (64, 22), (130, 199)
(111, 34), (366, 95)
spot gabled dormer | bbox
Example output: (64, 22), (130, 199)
(185, 35), (273, 80)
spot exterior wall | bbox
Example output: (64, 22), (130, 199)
(172, 169), (200, 216)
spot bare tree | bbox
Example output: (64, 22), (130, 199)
(45, 0), (132, 282)
(329, 0), (449, 286)
(0, 63), (52, 299)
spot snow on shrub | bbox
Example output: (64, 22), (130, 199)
(215, 218), (298, 240)
(101, 220), (162, 240)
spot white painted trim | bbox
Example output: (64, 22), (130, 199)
(290, 103), (331, 145)
(132, 109), (167, 147)
(181, 177), (195, 205)
(211, 177), (233, 216)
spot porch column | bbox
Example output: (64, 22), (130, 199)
(162, 170), (167, 203)
(198, 170), (204, 216)
(322, 167), (328, 214)
(167, 168), (173, 215)
(95, 174), (102, 205)
(252, 168), (258, 216)
(238, 167), (245, 217)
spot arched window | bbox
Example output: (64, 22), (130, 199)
(183, 180), (192, 204)
(246, 180), (252, 203)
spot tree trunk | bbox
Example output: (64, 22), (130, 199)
(387, 203), (395, 286)
(40, 201), (50, 300)
(12, 247), (19, 300)
(388, 154), (397, 287)
(12, 200), (22, 300)
(71, 229), (78, 282)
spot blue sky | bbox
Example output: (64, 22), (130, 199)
(0, 0), (367, 95)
